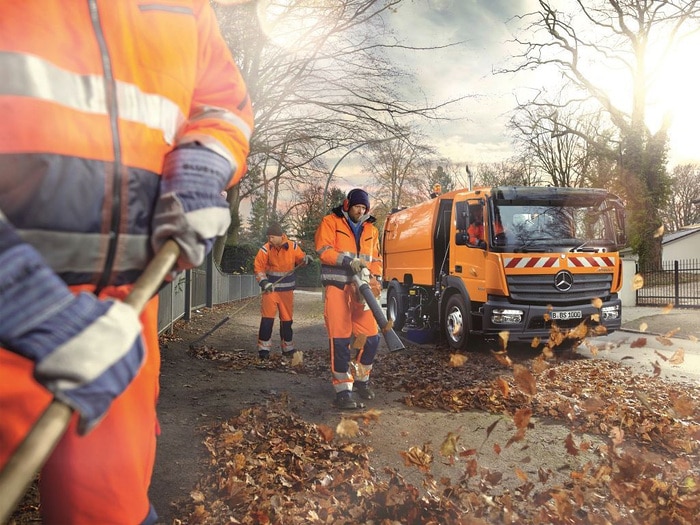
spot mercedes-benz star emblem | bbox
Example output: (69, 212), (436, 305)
(554, 270), (574, 292)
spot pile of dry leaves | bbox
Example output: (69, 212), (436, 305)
(178, 327), (700, 524)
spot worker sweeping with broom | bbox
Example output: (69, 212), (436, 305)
(254, 222), (313, 360)
(0, 1), (253, 522)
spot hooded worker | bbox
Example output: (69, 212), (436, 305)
(314, 188), (383, 409)
(254, 222), (312, 359)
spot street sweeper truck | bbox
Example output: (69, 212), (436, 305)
(382, 186), (627, 350)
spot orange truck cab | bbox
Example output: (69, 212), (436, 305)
(382, 186), (627, 350)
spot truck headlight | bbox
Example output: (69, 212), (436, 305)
(601, 305), (620, 320)
(491, 308), (523, 324)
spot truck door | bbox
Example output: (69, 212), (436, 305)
(453, 199), (487, 302)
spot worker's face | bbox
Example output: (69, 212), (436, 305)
(348, 203), (366, 222)
(268, 234), (284, 246)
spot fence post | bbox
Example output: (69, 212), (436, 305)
(674, 260), (680, 307)
(184, 269), (192, 321)
(206, 251), (214, 307)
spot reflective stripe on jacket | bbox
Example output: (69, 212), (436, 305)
(314, 206), (382, 288)
(253, 236), (306, 292)
(0, 0), (254, 287)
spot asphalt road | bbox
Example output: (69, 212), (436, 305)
(588, 305), (700, 383)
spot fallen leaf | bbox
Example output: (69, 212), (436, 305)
(491, 349), (512, 367)
(495, 377), (510, 397)
(514, 467), (529, 481)
(631, 273), (644, 290)
(336, 418), (359, 438)
(661, 302), (674, 314)
(591, 297), (603, 309)
(513, 407), (532, 431)
(590, 313), (600, 322)
(399, 444), (432, 472)
(564, 433), (579, 456)
(513, 364), (537, 396)
(652, 360), (661, 377)
(656, 336), (673, 346)
(630, 337), (647, 348)
(440, 431), (460, 458)
(317, 424), (334, 443)
(493, 443), (501, 455)
(668, 348), (685, 365)
(672, 395), (695, 418)
(530, 336), (540, 348)
(663, 327), (680, 338)
(499, 331), (510, 350)
(639, 322), (648, 332)
(609, 426), (624, 446)
(291, 351), (303, 367)
(654, 350), (668, 361)
(449, 353), (468, 367)
(582, 395), (605, 413)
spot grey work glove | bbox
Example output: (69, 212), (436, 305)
(151, 144), (232, 272)
(349, 257), (365, 274)
(303, 254), (314, 266)
(259, 279), (274, 293)
(0, 219), (145, 435)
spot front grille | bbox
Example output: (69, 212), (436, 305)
(506, 273), (613, 305)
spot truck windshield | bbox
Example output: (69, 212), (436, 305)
(491, 201), (621, 252)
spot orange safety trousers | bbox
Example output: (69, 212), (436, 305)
(324, 284), (379, 391)
(260, 289), (294, 321)
(0, 285), (160, 525)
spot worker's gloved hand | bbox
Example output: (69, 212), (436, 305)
(359, 267), (371, 283)
(152, 144), (232, 272)
(343, 256), (365, 274)
(259, 279), (274, 293)
(303, 255), (314, 266)
(0, 221), (145, 435)
(369, 276), (382, 299)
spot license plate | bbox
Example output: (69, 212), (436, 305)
(550, 310), (582, 320)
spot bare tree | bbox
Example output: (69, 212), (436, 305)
(662, 164), (700, 232)
(504, 0), (700, 268)
(363, 133), (436, 213)
(212, 0), (468, 254)
(509, 98), (610, 187)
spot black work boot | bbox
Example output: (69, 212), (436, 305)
(334, 390), (357, 410)
(354, 381), (375, 400)
(258, 350), (270, 360)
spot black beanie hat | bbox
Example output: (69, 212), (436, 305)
(266, 222), (284, 236)
(347, 188), (370, 212)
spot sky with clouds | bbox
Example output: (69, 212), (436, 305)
(382, 0), (700, 172)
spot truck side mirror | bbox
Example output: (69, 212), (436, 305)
(455, 201), (468, 231)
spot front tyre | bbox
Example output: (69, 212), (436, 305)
(386, 285), (406, 332)
(444, 294), (470, 351)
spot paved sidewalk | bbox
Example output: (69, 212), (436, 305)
(621, 305), (699, 340)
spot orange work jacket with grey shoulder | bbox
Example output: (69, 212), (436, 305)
(315, 206), (382, 286)
(0, 2), (253, 524)
(0, 0), (254, 289)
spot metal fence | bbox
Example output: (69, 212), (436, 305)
(157, 252), (259, 333)
(636, 258), (700, 308)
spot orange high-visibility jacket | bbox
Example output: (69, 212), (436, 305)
(0, 0), (254, 288)
(254, 236), (306, 292)
(315, 206), (382, 288)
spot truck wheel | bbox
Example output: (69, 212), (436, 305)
(444, 294), (469, 351)
(386, 286), (406, 332)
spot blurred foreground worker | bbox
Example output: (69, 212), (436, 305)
(254, 223), (312, 359)
(314, 189), (383, 409)
(0, 1), (253, 523)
